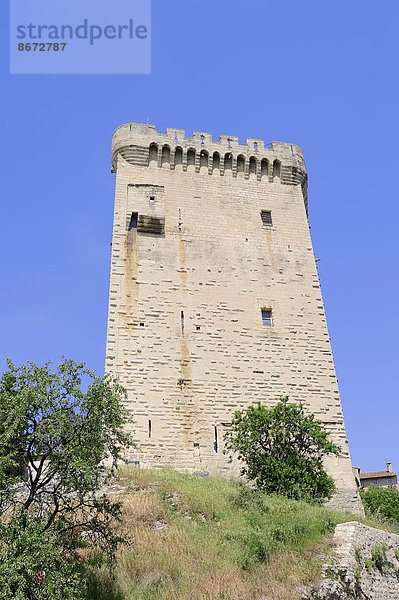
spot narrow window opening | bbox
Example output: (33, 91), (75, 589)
(212, 152), (220, 172)
(193, 442), (200, 448)
(139, 322), (145, 327)
(224, 153), (232, 171)
(201, 135), (205, 145)
(129, 212), (138, 230)
(149, 195), (155, 202)
(196, 325), (200, 331)
(175, 147), (183, 169)
(261, 309), (272, 327)
(149, 143), (158, 163)
(261, 158), (268, 179)
(200, 150), (208, 171)
(187, 149), (196, 170)
(237, 155), (245, 176)
(260, 210), (272, 227)
(254, 141), (258, 152)
(148, 419), (152, 438)
(214, 426), (218, 453)
(249, 157), (257, 177)
(161, 145), (171, 167)
(273, 159), (281, 180)
(181, 310), (184, 335)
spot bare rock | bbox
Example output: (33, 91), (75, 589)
(314, 521), (399, 599)
(151, 520), (168, 531)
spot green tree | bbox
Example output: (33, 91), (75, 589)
(0, 358), (134, 599)
(0, 510), (84, 600)
(361, 485), (399, 522)
(223, 397), (341, 503)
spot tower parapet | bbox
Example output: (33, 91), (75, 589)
(111, 123), (308, 213)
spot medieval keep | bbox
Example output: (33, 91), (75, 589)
(106, 122), (360, 511)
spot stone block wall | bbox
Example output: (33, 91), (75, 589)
(105, 123), (360, 511)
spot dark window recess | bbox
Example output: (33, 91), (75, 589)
(214, 426), (218, 453)
(261, 210), (272, 226)
(261, 309), (272, 326)
(193, 442), (200, 448)
(148, 419), (152, 438)
(137, 215), (165, 235)
(129, 212), (138, 229)
(196, 325), (200, 331)
(181, 311), (184, 335)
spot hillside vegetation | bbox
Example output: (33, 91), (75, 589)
(85, 468), (399, 600)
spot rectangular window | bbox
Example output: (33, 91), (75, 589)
(388, 478), (392, 484)
(148, 419), (152, 438)
(129, 212), (138, 230)
(261, 309), (272, 326)
(260, 210), (272, 227)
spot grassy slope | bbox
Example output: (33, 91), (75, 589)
(86, 468), (399, 600)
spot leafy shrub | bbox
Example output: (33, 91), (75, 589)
(224, 397), (341, 503)
(371, 544), (388, 573)
(361, 485), (399, 522)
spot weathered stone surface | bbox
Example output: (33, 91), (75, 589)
(315, 521), (399, 599)
(106, 122), (361, 512)
(325, 490), (364, 516)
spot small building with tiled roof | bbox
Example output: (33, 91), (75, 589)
(358, 462), (398, 490)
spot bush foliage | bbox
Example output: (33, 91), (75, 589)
(361, 484), (399, 522)
(223, 397), (341, 503)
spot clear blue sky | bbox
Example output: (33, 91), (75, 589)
(1, 1), (398, 473)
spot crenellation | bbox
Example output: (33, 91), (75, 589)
(111, 123), (307, 211)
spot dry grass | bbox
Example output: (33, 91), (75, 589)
(122, 489), (167, 528)
(84, 467), (396, 600)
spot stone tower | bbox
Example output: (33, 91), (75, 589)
(106, 123), (360, 511)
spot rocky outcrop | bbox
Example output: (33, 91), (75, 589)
(315, 521), (399, 599)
